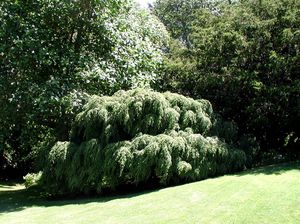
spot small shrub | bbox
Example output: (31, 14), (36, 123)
(23, 172), (42, 189)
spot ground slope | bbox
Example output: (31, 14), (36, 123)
(0, 162), (299, 224)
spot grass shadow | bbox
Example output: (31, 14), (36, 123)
(0, 183), (160, 214)
(1, 161), (299, 214)
(235, 160), (300, 177)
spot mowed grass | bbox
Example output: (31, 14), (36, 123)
(0, 162), (300, 224)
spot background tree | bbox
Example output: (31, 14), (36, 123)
(153, 0), (230, 46)
(155, 0), (300, 162)
(0, 0), (168, 177)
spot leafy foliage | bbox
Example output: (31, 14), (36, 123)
(23, 171), (42, 189)
(153, 0), (223, 46)
(0, 0), (168, 176)
(41, 89), (246, 195)
(155, 0), (300, 160)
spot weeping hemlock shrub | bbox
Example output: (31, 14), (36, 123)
(41, 89), (246, 195)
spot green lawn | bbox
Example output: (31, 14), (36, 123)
(0, 162), (300, 224)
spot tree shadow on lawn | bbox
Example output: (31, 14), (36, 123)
(0, 183), (161, 214)
(235, 160), (300, 176)
(0, 161), (299, 214)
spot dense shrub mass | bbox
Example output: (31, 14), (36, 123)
(42, 89), (246, 195)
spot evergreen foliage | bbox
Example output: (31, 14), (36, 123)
(155, 0), (300, 160)
(42, 89), (246, 195)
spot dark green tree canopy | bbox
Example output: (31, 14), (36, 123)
(156, 0), (300, 159)
(153, 0), (225, 46)
(0, 0), (168, 176)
